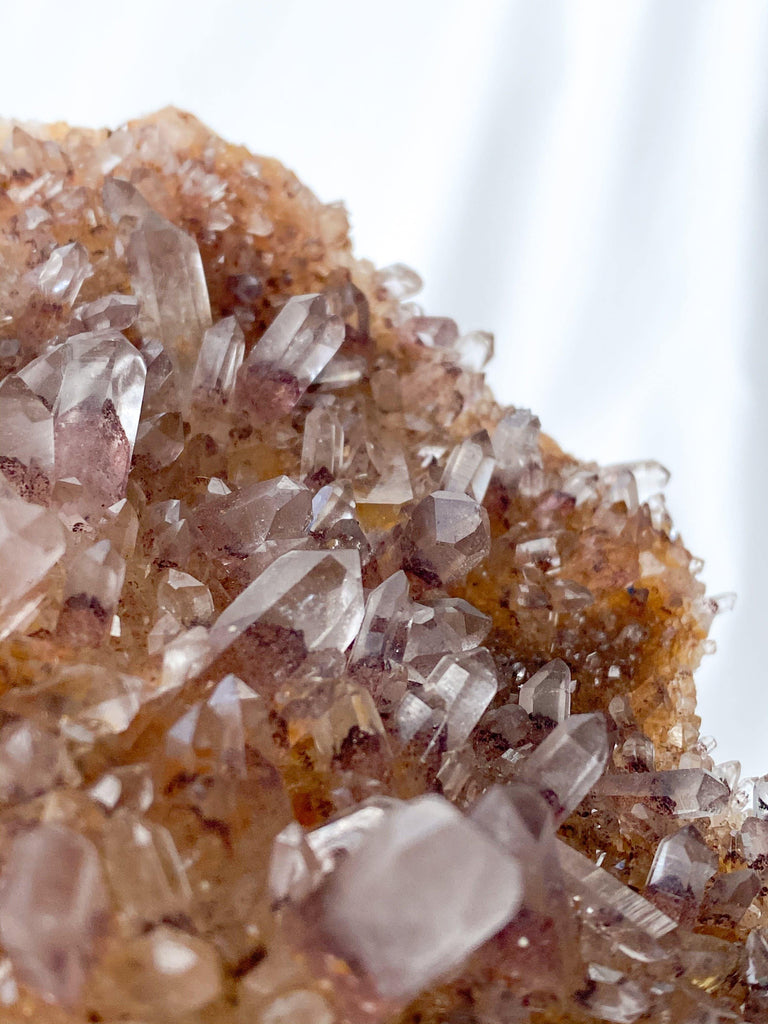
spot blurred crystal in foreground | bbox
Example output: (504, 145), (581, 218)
(0, 109), (753, 1024)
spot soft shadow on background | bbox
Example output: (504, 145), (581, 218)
(2, 0), (766, 773)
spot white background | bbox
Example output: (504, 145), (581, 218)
(2, 0), (766, 774)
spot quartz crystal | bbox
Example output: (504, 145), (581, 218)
(0, 108), (756, 1024)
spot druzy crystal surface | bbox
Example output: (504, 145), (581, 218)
(0, 109), (758, 1024)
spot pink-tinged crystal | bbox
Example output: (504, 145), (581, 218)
(592, 768), (730, 819)
(320, 795), (523, 1000)
(12, 330), (146, 509)
(0, 824), (107, 1005)
(237, 293), (345, 422)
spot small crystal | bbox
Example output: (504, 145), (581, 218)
(0, 824), (107, 1005)
(592, 769), (730, 819)
(440, 429), (496, 503)
(71, 292), (139, 333)
(518, 658), (574, 723)
(237, 293), (345, 421)
(519, 712), (609, 823)
(157, 568), (214, 627)
(192, 315), (245, 402)
(350, 570), (413, 666)
(747, 928), (768, 987)
(645, 824), (719, 924)
(108, 925), (222, 1017)
(376, 262), (423, 301)
(261, 990), (334, 1024)
(33, 242), (91, 306)
(405, 490), (490, 584)
(102, 813), (190, 929)
(415, 648), (498, 753)
(455, 329), (494, 371)
(0, 721), (72, 803)
(320, 795), (523, 1000)
(300, 406), (344, 479)
(492, 409), (542, 482)
(700, 868), (760, 927)
(58, 539), (125, 643)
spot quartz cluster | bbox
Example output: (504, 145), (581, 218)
(0, 109), (759, 1024)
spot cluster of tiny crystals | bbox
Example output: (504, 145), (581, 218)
(0, 108), (763, 1024)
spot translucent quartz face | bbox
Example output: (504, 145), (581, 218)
(0, 110), (753, 1024)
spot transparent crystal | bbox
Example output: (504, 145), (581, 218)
(33, 242), (91, 306)
(645, 824), (719, 924)
(518, 658), (574, 723)
(406, 490), (490, 584)
(519, 712), (609, 823)
(747, 928), (768, 986)
(0, 490), (66, 638)
(404, 597), (491, 666)
(0, 824), (107, 1005)
(210, 549), (364, 657)
(0, 721), (72, 804)
(593, 769), (730, 819)
(320, 795), (523, 1000)
(157, 568), (214, 627)
(102, 812), (190, 929)
(300, 406), (344, 478)
(107, 925), (222, 1017)
(71, 292), (139, 333)
(237, 293), (345, 421)
(18, 329), (147, 508)
(194, 475), (311, 559)
(418, 648), (498, 753)
(456, 329), (494, 371)
(106, 179), (212, 407)
(192, 315), (245, 402)
(492, 409), (542, 482)
(700, 868), (760, 927)
(350, 570), (413, 666)
(440, 429), (496, 503)
(557, 840), (677, 948)
(376, 262), (423, 301)
(166, 674), (248, 777)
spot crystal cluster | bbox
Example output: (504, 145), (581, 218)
(0, 109), (758, 1024)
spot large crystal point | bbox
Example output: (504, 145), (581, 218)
(105, 178), (212, 406)
(0, 490), (66, 638)
(8, 330), (147, 508)
(210, 549), (364, 658)
(519, 712), (609, 823)
(645, 824), (719, 925)
(320, 795), (523, 1000)
(518, 658), (574, 723)
(0, 824), (107, 1005)
(237, 293), (345, 422)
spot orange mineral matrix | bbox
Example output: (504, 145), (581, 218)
(0, 109), (760, 1024)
